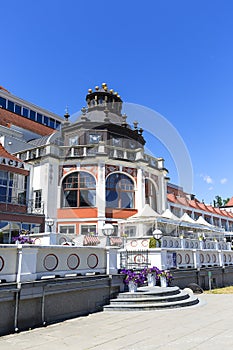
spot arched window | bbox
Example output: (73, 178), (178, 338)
(62, 172), (96, 207)
(106, 173), (134, 208)
(145, 178), (157, 211)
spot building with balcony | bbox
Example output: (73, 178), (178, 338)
(1, 82), (233, 245)
(0, 143), (44, 243)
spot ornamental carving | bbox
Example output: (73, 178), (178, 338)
(122, 166), (137, 178)
(105, 164), (120, 176)
(80, 164), (98, 178)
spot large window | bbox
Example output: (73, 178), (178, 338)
(59, 225), (75, 235)
(62, 172), (96, 207)
(80, 224), (96, 235)
(0, 171), (27, 204)
(145, 178), (157, 211)
(106, 173), (134, 208)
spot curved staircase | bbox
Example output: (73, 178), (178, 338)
(104, 286), (199, 311)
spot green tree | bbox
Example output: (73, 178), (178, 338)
(213, 196), (230, 207)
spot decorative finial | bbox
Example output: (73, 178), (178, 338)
(95, 86), (99, 91)
(122, 113), (127, 127)
(103, 86), (108, 91)
(102, 82), (107, 88)
(104, 107), (110, 122)
(81, 106), (87, 115)
(64, 106), (70, 122)
(139, 127), (143, 135)
(133, 121), (138, 130)
(109, 89), (114, 94)
(114, 92), (118, 95)
(88, 88), (92, 93)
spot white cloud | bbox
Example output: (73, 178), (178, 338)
(220, 178), (227, 184)
(201, 174), (214, 184)
(208, 186), (214, 191)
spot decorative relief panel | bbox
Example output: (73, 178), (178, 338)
(122, 166), (137, 178)
(80, 164), (98, 178)
(105, 164), (120, 176)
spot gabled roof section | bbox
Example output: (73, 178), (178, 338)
(0, 143), (22, 162)
(225, 197), (233, 207)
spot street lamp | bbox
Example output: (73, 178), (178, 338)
(153, 228), (162, 247)
(102, 223), (114, 246)
(45, 218), (54, 233)
(102, 223), (115, 275)
(152, 228), (162, 240)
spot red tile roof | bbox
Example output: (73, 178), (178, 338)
(188, 199), (200, 209)
(225, 197), (233, 207)
(176, 196), (189, 206)
(0, 143), (22, 162)
(0, 108), (56, 136)
(167, 193), (178, 203)
(167, 193), (233, 221)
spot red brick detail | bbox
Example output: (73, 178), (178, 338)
(0, 108), (57, 136)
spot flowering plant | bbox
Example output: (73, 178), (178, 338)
(158, 270), (173, 285)
(13, 235), (34, 244)
(120, 269), (146, 286)
(142, 266), (161, 276)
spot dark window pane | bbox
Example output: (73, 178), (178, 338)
(37, 113), (42, 123)
(63, 190), (77, 207)
(106, 173), (134, 208)
(0, 97), (6, 108)
(22, 107), (29, 118)
(55, 121), (61, 129)
(0, 187), (7, 202)
(30, 110), (36, 121)
(80, 190), (96, 206)
(44, 116), (49, 126)
(15, 104), (22, 115)
(49, 118), (55, 128)
(7, 100), (14, 112)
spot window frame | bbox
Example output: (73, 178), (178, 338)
(62, 171), (96, 208)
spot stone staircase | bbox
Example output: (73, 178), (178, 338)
(104, 286), (200, 311)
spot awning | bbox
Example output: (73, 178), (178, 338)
(83, 235), (100, 246)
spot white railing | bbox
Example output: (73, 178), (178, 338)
(0, 244), (110, 283)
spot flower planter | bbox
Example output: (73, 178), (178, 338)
(147, 273), (156, 287)
(160, 276), (167, 288)
(128, 281), (138, 293)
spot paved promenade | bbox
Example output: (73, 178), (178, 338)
(1, 294), (233, 350)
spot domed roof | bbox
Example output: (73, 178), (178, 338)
(77, 109), (124, 125)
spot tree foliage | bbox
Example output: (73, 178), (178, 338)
(213, 195), (230, 207)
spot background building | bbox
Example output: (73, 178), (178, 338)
(1, 83), (233, 243)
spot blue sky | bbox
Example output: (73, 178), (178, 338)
(1, 0), (233, 204)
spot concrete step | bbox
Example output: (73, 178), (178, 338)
(116, 286), (180, 299)
(104, 294), (199, 311)
(104, 286), (200, 311)
(110, 290), (189, 305)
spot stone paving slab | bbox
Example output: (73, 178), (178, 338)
(1, 294), (233, 349)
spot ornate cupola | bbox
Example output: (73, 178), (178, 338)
(86, 83), (123, 116)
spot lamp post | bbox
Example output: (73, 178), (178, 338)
(102, 223), (114, 275)
(102, 223), (114, 246)
(153, 228), (162, 247)
(45, 218), (54, 233)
